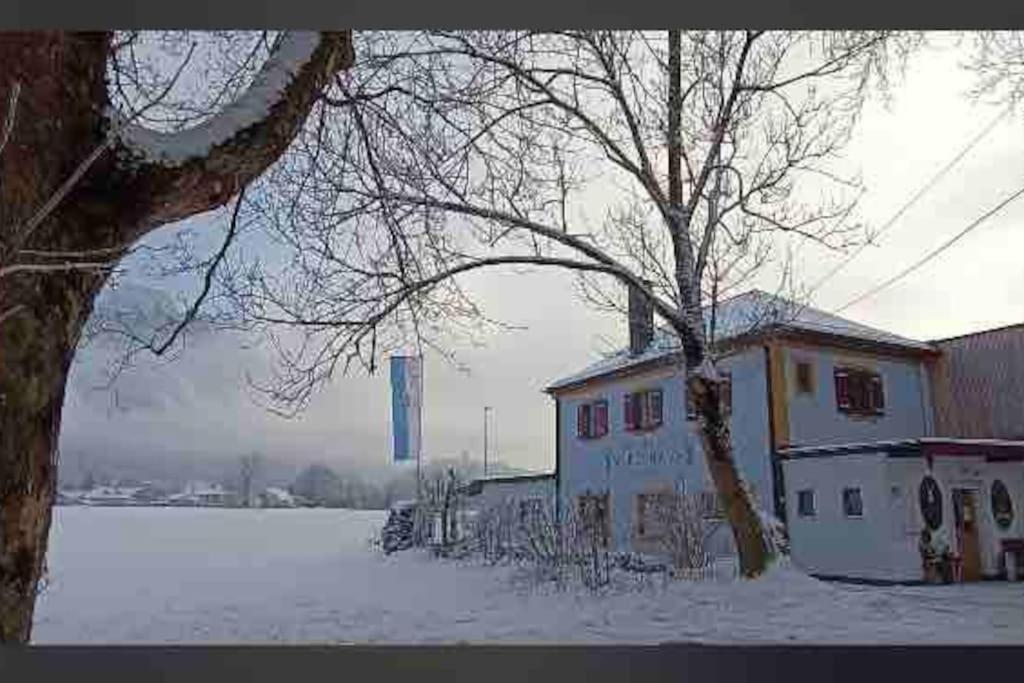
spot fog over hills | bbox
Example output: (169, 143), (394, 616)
(59, 282), (535, 494)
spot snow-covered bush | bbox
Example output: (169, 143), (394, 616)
(648, 491), (716, 575)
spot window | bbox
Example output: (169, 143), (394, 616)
(576, 399), (609, 439)
(685, 372), (732, 421)
(636, 491), (674, 540)
(624, 389), (663, 431)
(795, 361), (814, 394)
(578, 492), (611, 547)
(698, 490), (725, 519)
(919, 476), (943, 531)
(991, 480), (1014, 530)
(797, 489), (816, 517)
(834, 367), (884, 416)
(843, 487), (864, 518)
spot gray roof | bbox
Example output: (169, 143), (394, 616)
(546, 290), (934, 392)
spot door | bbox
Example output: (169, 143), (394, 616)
(953, 489), (982, 582)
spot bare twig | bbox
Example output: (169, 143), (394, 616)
(0, 82), (21, 160)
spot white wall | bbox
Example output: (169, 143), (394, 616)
(786, 452), (1024, 581)
(783, 452), (897, 580)
(882, 458), (931, 579)
(782, 346), (930, 447)
(923, 456), (1024, 577)
(469, 476), (555, 512)
(557, 347), (773, 553)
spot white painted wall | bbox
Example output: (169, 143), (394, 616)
(782, 346), (931, 447)
(783, 452), (896, 580)
(786, 452), (1024, 581)
(557, 346), (772, 553)
(465, 476), (556, 513)
(923, 456), (1024, 577)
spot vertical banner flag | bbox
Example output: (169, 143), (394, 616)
(390, 355), (423, 463)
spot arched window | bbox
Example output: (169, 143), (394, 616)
(919, 476), (943, 530)
(991, 480), (1014, 530)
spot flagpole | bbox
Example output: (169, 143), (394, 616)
(416, 355), (424, 504)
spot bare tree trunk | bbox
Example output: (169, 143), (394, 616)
(667, 29), (770, 578)
(0, 31), (352, 642)
(0, 32), (115, 642)
(0, 278), (98, 641)
(689, 374), (769, 577)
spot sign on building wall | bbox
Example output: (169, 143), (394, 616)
(390, 355), (423, 463)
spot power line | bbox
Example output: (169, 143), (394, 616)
(808, 104), (1011, 297)
(834, 181), (1024, 314)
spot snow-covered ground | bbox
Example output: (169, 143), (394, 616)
(32, 507), (1024, 644)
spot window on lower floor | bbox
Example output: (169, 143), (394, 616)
(698, 490), (726, 519)
(797, 489), (816, 517)
(842, 487), (864, 518)
(635, 491), (675, 540)
(577, 492), (611, 547)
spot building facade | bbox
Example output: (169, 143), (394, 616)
(545, 290), (940, 557)
(783, 439), (1024, 581)
(540, 289), (1024, 582)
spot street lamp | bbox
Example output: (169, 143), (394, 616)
(483, 406), (492, 477)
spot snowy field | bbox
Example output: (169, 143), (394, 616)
(32, 507), (1024, 644)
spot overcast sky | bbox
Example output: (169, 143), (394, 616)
(59, 33), (1024, 478)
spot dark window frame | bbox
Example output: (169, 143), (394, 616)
(842, 487), (864, 518)
(797, 489), (816, 518)
(834, 366), (885, 416)
(576, 398), (609, 440)
(795, 360), (814, 395)
(625, 388), (664, 432)
(685, 372), (733, 421)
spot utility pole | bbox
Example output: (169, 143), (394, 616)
(483, 406), (492, 477)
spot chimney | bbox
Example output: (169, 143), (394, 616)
(628, 281), (654, 356)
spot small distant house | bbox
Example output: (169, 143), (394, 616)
(259, 487), (297, 508)
(56, 490), (83, 506)
(462, 472), (555, 518)
(80, 486), (139, 507)
(459, 472), (556, 543)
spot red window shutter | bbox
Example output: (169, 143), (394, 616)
(852, 372), (866, 412)
(594, 400), (608, 437)
(577, 403), (591, 438)
(834, 369), (851, 411)
(871, 375), (885, 413)
(624, 394), (635, 431)
(650, 389), (663, 427)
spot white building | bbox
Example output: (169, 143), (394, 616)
(462, 472), (556, 512)
(783, 439), (1024, 582)
(536, 288), (1024, 583)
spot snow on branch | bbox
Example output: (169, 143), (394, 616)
(111, 32), (321, 167)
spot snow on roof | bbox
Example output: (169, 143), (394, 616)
(476, 471), (555, 484)
(263, 487), (295, 502)
(781, 437), (1024, 460)
(546, 290), (934, 391)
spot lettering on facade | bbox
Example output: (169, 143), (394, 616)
(603, 448), (692, 469)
